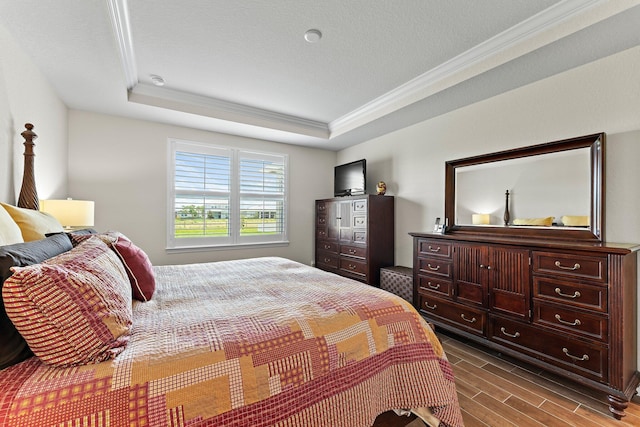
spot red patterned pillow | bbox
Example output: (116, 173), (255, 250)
(110, 232), (156, 302)
(69, 231), (156, 301)
(2, 236), (132, 367)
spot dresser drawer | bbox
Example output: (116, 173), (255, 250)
(533, 301), (608, 342)
(418, 295), (486, 336)
(416, 275), (452, 298)
(352, 215), (366, 228)
(340, 244), (366, 259)
(353, 230), (367, 243)
(352, 199), (367, 212)
(340, 258), (367, 278)
(533, 251), (607, 282)
(533, 277), (607, 313)
(316, 251), (339, 269)
(317, 241), (338, 254)
(317, 202), (328, 214)
(316, 227), (329, 240)
(490, 316), (607, 383)
(417, 258), (453, 279)
(417, 239), (452, 259)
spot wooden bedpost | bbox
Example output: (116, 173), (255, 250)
(17, 123), (39, 210)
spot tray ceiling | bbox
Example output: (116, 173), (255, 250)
(1, 0), (639, 150)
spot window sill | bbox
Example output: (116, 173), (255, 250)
(166, 240), (290, 254)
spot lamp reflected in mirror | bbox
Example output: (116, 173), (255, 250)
(471, 213), (490, 225)
(40, 198), (94, 231)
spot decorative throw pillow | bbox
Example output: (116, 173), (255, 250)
(0, 205), (24, 246)
(0, 233), (73, 369)
(2, 236), (132, 367)
(512, 216), (554, 226)
(0, 203), (64, 241)
(561, 215), (589, 227)
(69, 230), (156, 301)
(110, 232), (156, 302)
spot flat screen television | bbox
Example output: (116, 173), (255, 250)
(334, 159), (366, 197)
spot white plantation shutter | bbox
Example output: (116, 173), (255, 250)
(168, 140), (288, 249)
(238, 152), (286, 243)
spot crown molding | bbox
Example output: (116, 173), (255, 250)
(329, 0), (606, 138)
(106, 0), (137, 89)
(109, 0), (607, 140)
(129, 84), (330, 138)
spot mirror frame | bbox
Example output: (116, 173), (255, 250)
(444, 133), (605, 242)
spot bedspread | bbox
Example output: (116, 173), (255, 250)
(0, 257), (462, 427)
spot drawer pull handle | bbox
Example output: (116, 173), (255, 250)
(348, 264), (357, 270)
(324, 258), (331, 263)
(555, 314), (581, 326)
(554, 261), (581, 271)
(428, 246), (441, 253)
(427, 282), (440, 290)
(348, 249), (356, 254)
(554, 288), (581, 299)
(479, 264), (492, 270)
(424, 302), (437, 310)
(324, 244), (331, 250)
(500, 327), (520, 338)
(562, 347), (589, 362)
(460, 314), (477, 323)
(427, 264), (440, 271)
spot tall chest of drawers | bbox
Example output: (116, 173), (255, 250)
(316, 195), (394, 285)
(410, 232), (639, 419)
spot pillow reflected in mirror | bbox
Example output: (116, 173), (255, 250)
(561, 215), (590, 227)
(512, 217), (554, 226)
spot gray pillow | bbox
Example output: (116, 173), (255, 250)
(0, 233), (72, 369)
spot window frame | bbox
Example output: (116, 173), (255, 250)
(167, 138), (289, 251)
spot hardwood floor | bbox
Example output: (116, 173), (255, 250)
(373, 331), (640, 427)
(441, 331), (640, 426)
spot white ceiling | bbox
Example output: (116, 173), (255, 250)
(1, 0), (639, 150)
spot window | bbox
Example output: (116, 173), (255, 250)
(168, 139), (288, 249)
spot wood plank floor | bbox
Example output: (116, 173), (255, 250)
(374, 331), (640, 427)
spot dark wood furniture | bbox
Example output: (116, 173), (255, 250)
(445, 133), (604, 242)
(17, 123), (39, 210)
(315, 195), (394, 285)
(410, 232), (639, 419)
(417, 132), (640, 419)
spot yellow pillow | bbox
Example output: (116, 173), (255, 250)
(0, 203), (64, 241)
(0, 205), (25, 245)
(562, 215), (589, 227)
(512, 216), (554, 226)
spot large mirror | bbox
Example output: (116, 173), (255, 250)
(444, 133), (605, 242)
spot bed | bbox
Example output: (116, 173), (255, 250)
(0, 124), (463, 427)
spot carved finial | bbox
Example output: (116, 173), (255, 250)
(17, 123), (39, 210)
(21, 123), (37, 144)
(503, 190), (510, 226)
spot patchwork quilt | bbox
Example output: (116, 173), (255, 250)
(0, 257), (463, 426)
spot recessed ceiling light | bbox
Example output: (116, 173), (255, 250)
(150, 74), (165, 86)
(304, 29), (322, 43)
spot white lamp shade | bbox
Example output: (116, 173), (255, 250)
(472, 213), (490, 225)
(40, 199), (95, 228)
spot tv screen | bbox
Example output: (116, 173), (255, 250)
(334, 159), (366, 197)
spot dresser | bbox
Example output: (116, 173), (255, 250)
(410, 232), (639, 419)
(315, 195), (394, 285)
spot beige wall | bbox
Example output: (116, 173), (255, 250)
(67, 110), (336, 266)
(0, 23), (68, 204)
(338, 45), (640, 267)
(337, 46), (640, 375)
